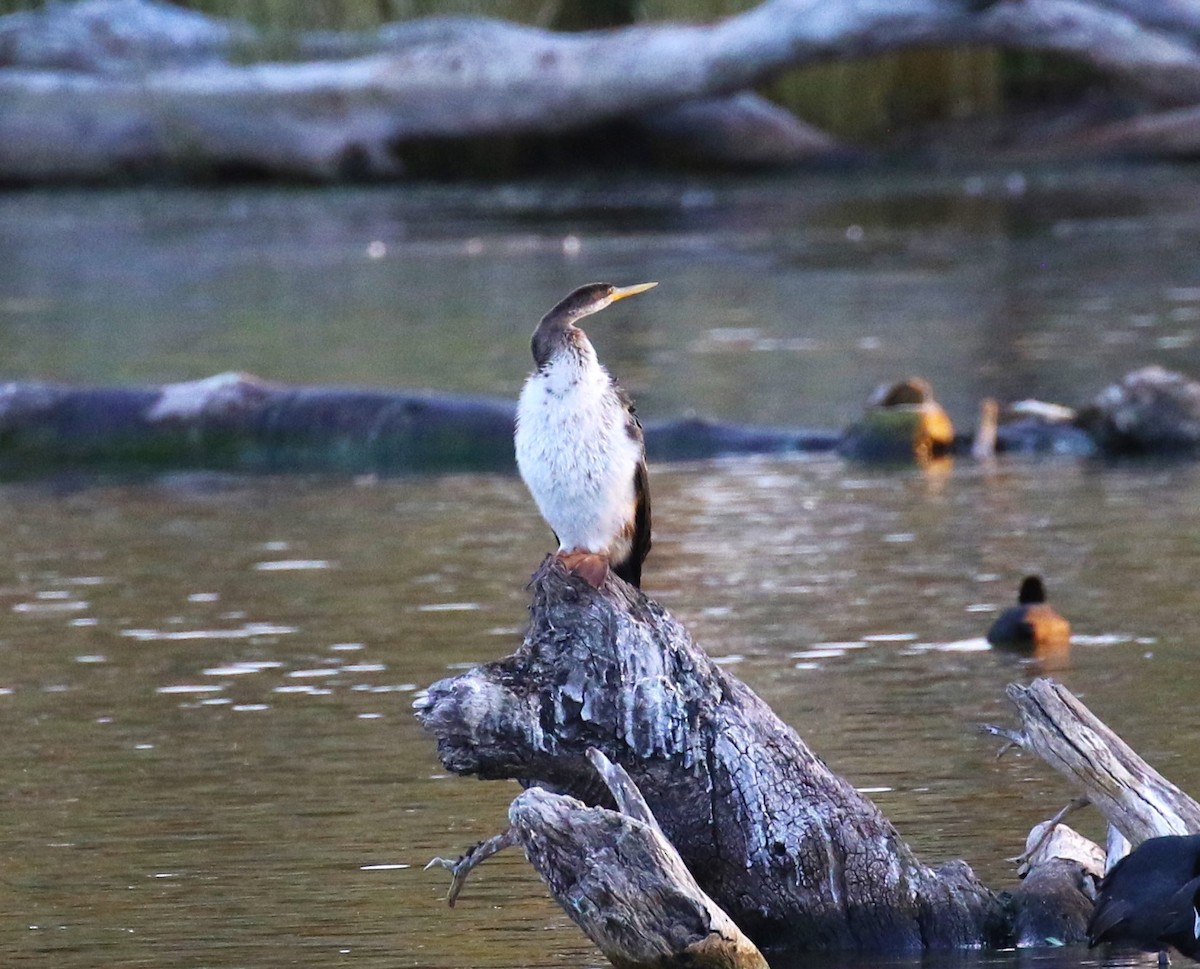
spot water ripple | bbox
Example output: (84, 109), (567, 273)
(202, 661), (284, 676)
(123, 623), (297, 641)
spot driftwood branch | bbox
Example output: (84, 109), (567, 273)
(1003, 678), (1200, 843)
(7, 0), (1200, 180)
(417, 558), (1004, 953)
(424, 828), (520, 907)
(504, 749), (769, 969)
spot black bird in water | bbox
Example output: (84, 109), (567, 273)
(1088, 834), (1200, 963)
(986, 575), (1071, 654)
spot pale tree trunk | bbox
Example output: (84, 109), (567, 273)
(5, 0), (1200, 181)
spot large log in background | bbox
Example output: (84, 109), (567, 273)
(5, 368), (1200, 476)
(6, 0), (1200, 181)
(0, 372), (837, 477)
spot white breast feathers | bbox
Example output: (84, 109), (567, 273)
(515, 347), (642, 555)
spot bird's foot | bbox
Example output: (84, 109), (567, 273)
(425, 827), (519, 907)
(557, 550), (609, 588)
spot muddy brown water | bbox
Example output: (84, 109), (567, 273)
(3, 165), (1200, 968)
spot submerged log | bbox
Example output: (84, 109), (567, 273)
(0, 373), (519, 476)
(7, 0), (1200, 180)
(0, 373), (837, 477)
(417, 559), (1005, 952)
(1075, 365), (1200, 455)
(9, 368), (1200, 476)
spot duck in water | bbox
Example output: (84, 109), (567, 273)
(986, 575), (1071, 654)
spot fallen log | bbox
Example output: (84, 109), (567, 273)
(7, 369), (1200, 477)
(7, 0), (1200, 181)
(0, 373), (838, 477)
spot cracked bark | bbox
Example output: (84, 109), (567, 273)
(417, 559), (1004, 953)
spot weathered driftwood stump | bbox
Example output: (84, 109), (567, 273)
(1002, 678), (1200, 841)
(417, 559), (1004, 956)
(416, 561), (1200, 965)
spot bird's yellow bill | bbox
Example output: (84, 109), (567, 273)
(610, 282), (658, 302)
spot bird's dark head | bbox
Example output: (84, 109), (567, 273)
(532, 282), (657, 366)
(544, 282), (658, 328)
(1018, 575), (1047, 605)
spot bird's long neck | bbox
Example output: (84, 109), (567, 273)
(532, 317), (595, 371)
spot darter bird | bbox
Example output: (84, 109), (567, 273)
(514, 282), (656, 588)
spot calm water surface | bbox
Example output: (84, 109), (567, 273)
(3, 166), (1200, 967)
(3, 461), (1200, 968)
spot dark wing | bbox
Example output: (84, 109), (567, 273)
(986, 607), (1035, 651)
(1087, 893), (1133, 947)
(1089, 840), (1200, 950)
(611, 398), (651, 588)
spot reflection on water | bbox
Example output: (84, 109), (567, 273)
(2, 458), (1200, 967)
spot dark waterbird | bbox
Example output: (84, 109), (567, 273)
(986, 575), (1071, 654)
(1088, 833), (1200, 963)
